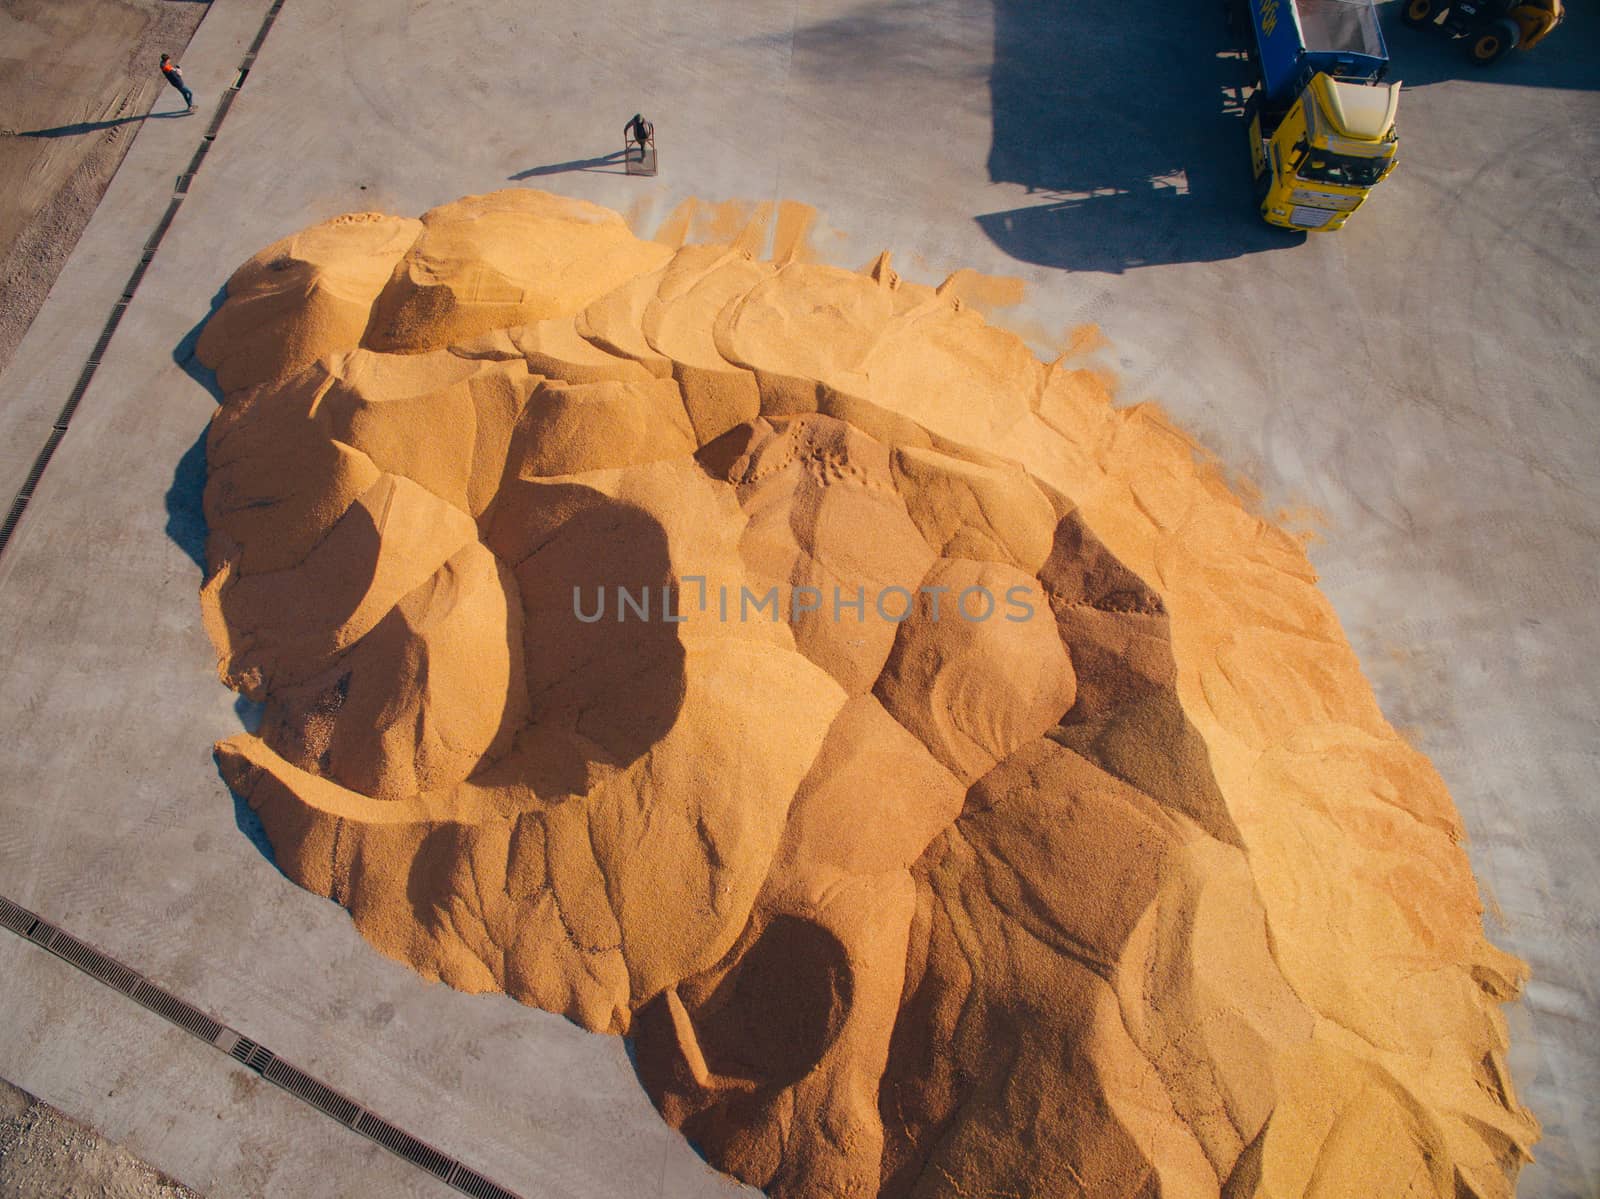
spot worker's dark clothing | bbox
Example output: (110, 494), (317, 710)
(162, 63), (194, 109)
(628, 117), (652, 151)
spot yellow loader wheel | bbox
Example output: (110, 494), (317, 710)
(1401, 0), (1437, 27)
(1468, 17), (1521, 63)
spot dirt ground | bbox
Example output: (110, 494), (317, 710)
(0, 0), (209, 374)
(0, 1077), (198, 1199)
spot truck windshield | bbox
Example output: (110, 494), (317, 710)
(1297, 151), (1390, 187)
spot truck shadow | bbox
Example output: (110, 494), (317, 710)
(979, 0), (1302, 272)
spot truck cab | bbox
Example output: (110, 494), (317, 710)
(1251, 73), (1400, 230)
(1240, 0), (1400, 230)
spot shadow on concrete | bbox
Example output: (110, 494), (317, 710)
(978, 0), (1300, 272)
(173, 288), (277, 867)
(214, 742), (282, 873)
(164, 287), (226, 575)
(230, 778), (279, 868)
(1383, 0), (1599, 90)
(509, 149), (630, 179)
(165, 430), (208, 573)
(172, 286), (227, 405)
(20, 111), (188, 138)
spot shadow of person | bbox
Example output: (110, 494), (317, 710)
(19, 112), (186, 138)
(509, 149), (631, 180)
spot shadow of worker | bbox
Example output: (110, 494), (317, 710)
(509, 149), (631, 179)
(978, 0), (1297, 272)
(20, 111), (187, 139)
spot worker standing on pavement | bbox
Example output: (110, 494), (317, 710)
(160, 54), (195, 112)
(625, 113), (653, 164)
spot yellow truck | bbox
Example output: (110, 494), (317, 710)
(1234, 0), (1401, 231)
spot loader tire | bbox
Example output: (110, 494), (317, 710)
(1401, 0), (1438, 27)
(1468, 17), (1520, 62)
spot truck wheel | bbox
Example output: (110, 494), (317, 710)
(1467, 18), (1521, 62)
(1401, 0), (1438, 27)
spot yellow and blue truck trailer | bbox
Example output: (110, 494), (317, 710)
(1233, 0), (1402, 230)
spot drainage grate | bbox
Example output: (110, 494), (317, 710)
(17, 429), (66, 500)
(183, 141), (210, 178)
(88, 320), (120, 363)
(0, 895), (37, 936)
(246, 0), (286, 55)
(130, 980), (225, 1043)
(355, 1111), (456, 1180)
(46, 929), (141, 994)
(0, 495), (28, 549)
(144, 198), (183, 253)
(228, 1034), (261, 1065)
(447, 1163), (523, 1199)
(205, 87), (240, 134)
(262, 1057), (361, 1126)
(230, 1036), (274, 1074)
(0, 893), (527, 1198)
(57, 368), (96, 428)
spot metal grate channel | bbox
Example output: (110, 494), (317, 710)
(0, 895), (37, 936)
(57, 367), (97, 429)
(26, 918), (57, 945)
(183, 141), (210, 178)
(46, 929), (142, 994)
(130, 980), (225, 1043)
(262, 1058), (362, 1126)
(247, 0), (286, 55)
(143, 198), (184, 254)
(0, 893), (527, 1199)
(447, 1163), (523, 1199)
(355, 1111), (456, 1179)
(16, 428), (66, 501)
(0, 495), (28, 550)
(205, 87), (240, 134)
(87, 321), (120, 364)
(228, 1034), (261, 1065)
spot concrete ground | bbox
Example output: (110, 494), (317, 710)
(0, 0), (1594, 1196)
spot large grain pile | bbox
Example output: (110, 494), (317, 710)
(196, 189), (1537, 1198)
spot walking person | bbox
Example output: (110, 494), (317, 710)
(160, 54), (195, 112)
(625, 113), (653, 164)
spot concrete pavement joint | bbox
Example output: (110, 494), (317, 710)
(0, 0), (288, 564)
(0, 891), (525, 1199)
